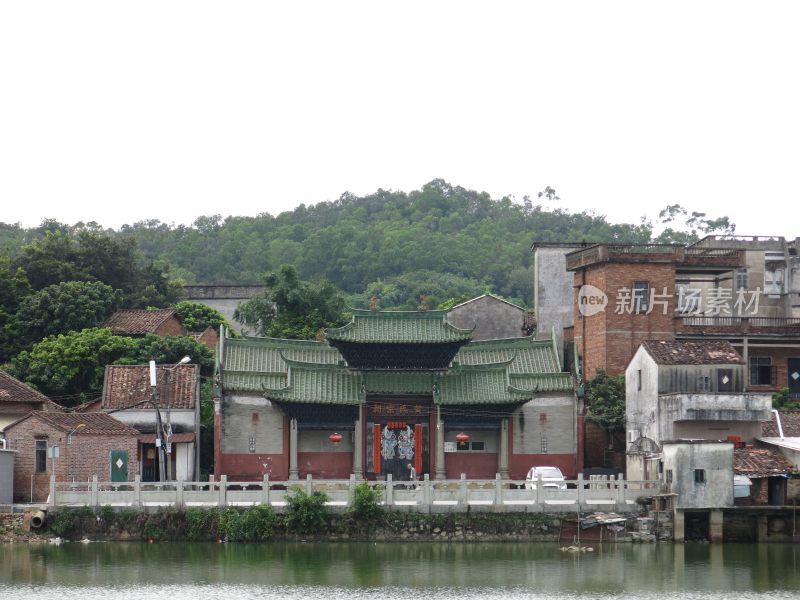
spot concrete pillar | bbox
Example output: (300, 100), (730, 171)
(213, 399), (222, 479)
(352, 405), (363, 479)
(757, 515), (768, 542)
(435, 406), (446, 480)
(499, 418), (509, 479)
(709, 509), (724, 543)
(673, 509), (685, 542)
(289, 418), (299, 480)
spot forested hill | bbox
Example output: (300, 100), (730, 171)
(0, 180), (729, 309)
(119, 180), (652, 307)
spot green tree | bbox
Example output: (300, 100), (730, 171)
(16, 281), (121, 346)
(13, 227), (182, 308)
(119, 333), (215, 378)
(584, 369), (626, 444)
(172, 300), (229, 332)
(10, 328), (138, 403)
(0, 258), (32, 362)
(234, 265), (347, 339)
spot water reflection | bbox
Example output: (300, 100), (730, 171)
(1, 542), (799, 598)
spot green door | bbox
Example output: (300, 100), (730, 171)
(110, 450), (129, 482)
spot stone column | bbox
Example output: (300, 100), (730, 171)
(289, 418), (299, 480)
(498, 417), (509, 479)
(709, 509), (724, 543)
(673, 509), (685, 542)
(352, 404), (364, 479)
(435, 406), (446, 480)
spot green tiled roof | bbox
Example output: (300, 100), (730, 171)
(455, 336), (560, 374)
(223, 372), (287, 393)
(218, 330), (573, 405)
(437, 365), (520, 405)
(363, 372), (435, 395)
(264, 365), (362, 405)
(223, 337), (340, 374)
(326, 309), (472, 344)
(510, 373), (574, 393)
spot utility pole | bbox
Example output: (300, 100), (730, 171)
(150, 360), (167, 482)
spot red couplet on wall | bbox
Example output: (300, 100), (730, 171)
(414, 423), (423, 474)
(373, 424), (381, 474)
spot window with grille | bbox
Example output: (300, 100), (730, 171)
(736, 268), (748, 290)
(750, 356), (773, 385)
(35, 440), (47, 473)
(633, 282), (649, 313)
(694, 469), (706, 484)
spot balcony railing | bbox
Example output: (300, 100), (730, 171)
(565, 244), (744, 271)
(676, 316), (800, 334)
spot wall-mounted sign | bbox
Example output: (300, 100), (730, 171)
(444, 442), (456, 453)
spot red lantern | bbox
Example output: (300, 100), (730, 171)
(329, 432), (343, 446)
(455, 432), (470, 444)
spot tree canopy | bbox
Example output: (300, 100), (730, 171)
(584, 369), (626, 434)
(234, 265), (347, 339)
(9, 328), (214, 406)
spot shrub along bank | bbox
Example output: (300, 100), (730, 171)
(46, 485), (561, 543)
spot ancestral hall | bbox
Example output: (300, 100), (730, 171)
(213, 308), (578, 481)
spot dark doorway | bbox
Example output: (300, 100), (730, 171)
(684, 511), (710, 541)
(768, 477), (786, 506)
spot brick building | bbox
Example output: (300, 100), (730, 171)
(0, 370), (61, 437)
(556, 237), (800, 396)
(3, 412), (138, 503)
(101, 364), (200, 481)
(104, 308), (186, 337)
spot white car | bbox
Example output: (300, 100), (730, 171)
(525, 466), (567, 490)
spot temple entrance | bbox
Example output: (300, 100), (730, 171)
(364, 395), (432, 481)
(366, 420), (429, 481)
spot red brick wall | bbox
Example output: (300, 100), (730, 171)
(155, 317), (187, 336)
(5, 418), (137, 502)
(217, 453), (289, 481)
(298, 452), (353, 479)
(574, 263), (676, 378)
(444, 452), (499, 479)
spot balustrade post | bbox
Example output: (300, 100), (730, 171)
(219, 474), (227, 507)
(349, 474), (356, 507)
(423, 473), (431, 507)
(577, 473), (585, 506)
(386, 474), (393, 506)
(495, 473), (503, 506)
(617, 474), (627, 505)
(535, 475), (544, 507)
(262, 474), (270, 505)
(176, 479), (184, 507)
(90, 475), (99, 509)
(459, 473), (467, 506)
(306, 473), (313, 496)
(134, 475), (141, 508)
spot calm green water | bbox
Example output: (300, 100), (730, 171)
(1, 542), (799, 599)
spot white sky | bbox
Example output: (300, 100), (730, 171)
(1, 1), (797, 237)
